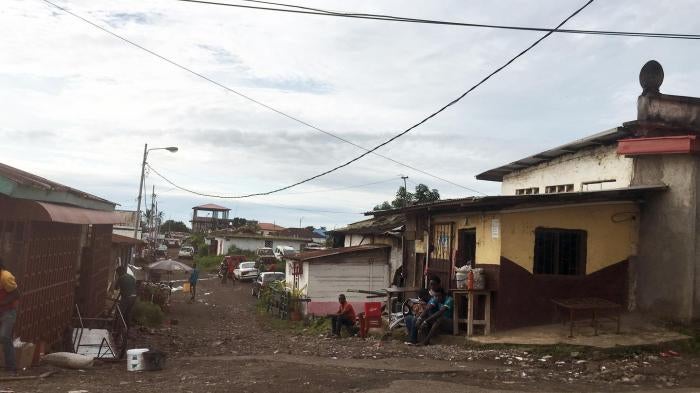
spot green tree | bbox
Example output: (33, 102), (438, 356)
(413, 184), (440, 204)
(373, 184), (440, 210)
(161, 220), (190, 233)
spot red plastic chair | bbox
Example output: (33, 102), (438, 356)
(358, 302), (383, 338)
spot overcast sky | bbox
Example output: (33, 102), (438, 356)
(1, 0), (699, 229)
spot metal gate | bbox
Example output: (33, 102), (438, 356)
(429, 223), (453, 288)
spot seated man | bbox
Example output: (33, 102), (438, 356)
(330, 294), (356, 337)
(419, 287), (453, 345)
(406, 287), (453, 345)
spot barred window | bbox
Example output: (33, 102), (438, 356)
(533, 228), (586, 275)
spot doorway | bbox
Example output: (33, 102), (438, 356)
(456, 228), (476, 268)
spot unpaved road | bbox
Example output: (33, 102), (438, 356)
(4, 272), (700, 392)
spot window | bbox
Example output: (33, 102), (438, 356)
(264, 240), (273, 248)
(581, 179), (616, 191)
(515, 187), (540, 195)
(533, 228), (586, 275)
(544, 184), (574, 194)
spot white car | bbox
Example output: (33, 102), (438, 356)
(233, 261), (259, 281)
(178, 246), (194, 259)
(274, 246), (297, 260)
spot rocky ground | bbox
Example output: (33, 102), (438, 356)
(2, 272), (699, 392)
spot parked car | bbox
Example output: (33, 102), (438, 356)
(178, 246), (195, 258)
(274, 246), (297, 260)
(233, 261), (259, 281)
(251, 272), (286, 297)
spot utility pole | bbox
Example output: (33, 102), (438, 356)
(401, 175), (409, 207)
(299, 217), (303, 229)
(134, 143), (148, 239)
(151, 185), (156, 249)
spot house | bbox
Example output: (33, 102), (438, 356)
(257, 222), (285, 237)
(210, 230), (311, 255)
(190, 203), (235, 233)
(331, 214), (405, 286)
(287, 245), (391, 315)
(111, 234), (145, 286)
(369, 60), (700, 329)
(0, 162), (120, 347)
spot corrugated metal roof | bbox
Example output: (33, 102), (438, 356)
(368, 185), (667, 217)
(332, 214), (405, 235)
(291, 244), (390, 262)
(476, 127), (630, 182)
(0, 162), (115, 207)
(112, 234), (146, 245)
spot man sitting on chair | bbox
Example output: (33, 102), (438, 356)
(330, 294), (356, 337)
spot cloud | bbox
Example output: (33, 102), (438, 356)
(2, 0), (700, 228)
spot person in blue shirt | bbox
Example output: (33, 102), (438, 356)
(189, 263), (200, 303)
(407, 287), (453, 345)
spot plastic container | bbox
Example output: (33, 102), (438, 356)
(472, 268), (485, 290)
(183, 282), (191, 293)
(127, 348), (149, 371)
(455, 271), (467, 289)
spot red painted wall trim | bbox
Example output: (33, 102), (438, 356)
(617, 135), (700, 156)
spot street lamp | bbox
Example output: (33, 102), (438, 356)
(133, 143), (178, 239)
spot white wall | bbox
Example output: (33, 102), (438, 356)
(502, 145), (634, 195)
(306, 262), (388, 302)
(344, 234), (402, 280)
(214, 236), (308, 256)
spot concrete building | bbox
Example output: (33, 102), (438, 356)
(190, 203), (234, 233)
(368, 61), (700, 329)
(210, 231), (311, 255)
(257, 223), (285, 237)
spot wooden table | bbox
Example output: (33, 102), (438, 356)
(551, 297), (622, 338)
(451, 289), (492, 336)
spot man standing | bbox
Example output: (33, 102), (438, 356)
(189, 263), (200, 303)
(330, 294), (356, 337)
(114, 266), (136, 327)
(0, 258), (19, 375)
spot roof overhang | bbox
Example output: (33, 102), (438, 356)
(368, 185), (667, 217)
(0, 196), (122, 224)
(291, 244), (391, 262)
(476, 127), (630, 182)
(618, 135), (700, 156)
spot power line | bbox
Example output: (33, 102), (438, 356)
(43, 0), (591, 200)
(177, 0), (700, 40)
(139, 0), (593, 199)
(39, 0), (485, 195)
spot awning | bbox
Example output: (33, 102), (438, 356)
(0, 197), (122, 224)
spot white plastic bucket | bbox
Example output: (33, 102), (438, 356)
(127, 348), (149, 372)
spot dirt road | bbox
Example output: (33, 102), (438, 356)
(4, 273), (700, 392)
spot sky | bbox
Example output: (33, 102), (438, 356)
(1, 0), (699, 229)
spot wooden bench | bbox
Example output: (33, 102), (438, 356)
(551, 297), (622, 338)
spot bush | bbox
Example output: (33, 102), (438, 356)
(132, 300), (165, 327)
(195, 255), (222, 272)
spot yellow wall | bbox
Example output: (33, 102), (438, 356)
(431, 213), (502, 265)
(500, 202), (639, 274)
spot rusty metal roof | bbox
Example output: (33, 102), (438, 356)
(291, 244), (391, 262)
(476, 127), (630, 182)
(0, 162), (115, 209)
(332, 214), (405, 235)
(0, 196), (123, 224)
